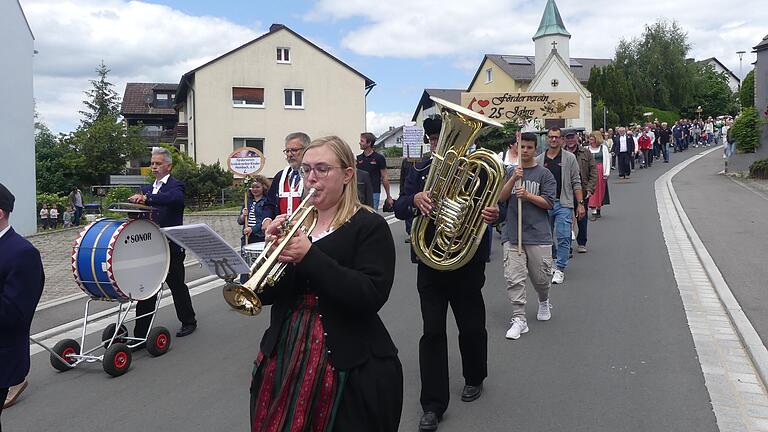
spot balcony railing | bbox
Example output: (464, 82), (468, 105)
(174, 123), (188, 141)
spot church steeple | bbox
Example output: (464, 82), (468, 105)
(533, 0), (571, 40)
(533, 0), (571, 73)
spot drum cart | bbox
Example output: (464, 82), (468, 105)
(32, 204), (174, 377)
(31, 289), (171, 377)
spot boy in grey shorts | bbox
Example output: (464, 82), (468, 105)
(499, 133), (557, 339)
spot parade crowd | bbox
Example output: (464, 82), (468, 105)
(1, 114), (737, 432)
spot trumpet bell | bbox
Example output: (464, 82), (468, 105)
(223, 283), (263, 316)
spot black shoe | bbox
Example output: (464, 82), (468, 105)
(461, 384), (483, 402)
(419, 411), (441, 431)
(176, 323), (197, 337)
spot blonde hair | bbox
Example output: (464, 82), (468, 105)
(589, 131), (604, 145)
(304, 136), (372, 230)
(248, 175), (271, 193)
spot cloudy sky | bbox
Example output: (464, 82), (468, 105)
(20, 0), (765, 135)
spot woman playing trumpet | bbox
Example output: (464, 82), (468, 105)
(250, 136), (402, 431)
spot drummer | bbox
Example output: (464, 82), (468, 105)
(237, 175), (270, 282)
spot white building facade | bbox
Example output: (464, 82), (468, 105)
(0, 1), (36, 235)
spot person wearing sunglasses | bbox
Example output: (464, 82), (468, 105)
(262, 132), (310, 231)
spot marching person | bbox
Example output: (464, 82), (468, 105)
(0, 183), (45, 424)
(262, 132), (310, 227)
(128, 147), (197, 341)
(395, 117), (502, 431)
(251, 136), (402, 431)
(587, 131), (611, 220)
(611, 127), (635, 180)
(537, 127), (583, 285)
(499, 133), (556, 339)
(357, 132), (394, 211)
(563, 129), (596, 254)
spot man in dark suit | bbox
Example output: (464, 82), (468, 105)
(0, 183), (45, 424)
(611, 127), (636, 179)
(129, 147), (197, 341)
(394, 117), (502, 431)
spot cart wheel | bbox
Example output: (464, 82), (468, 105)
(146, 327), (171, 357)
(103, 343), (132, 377)
(50, 339), (80, 372)
(101, 323), (129, 347)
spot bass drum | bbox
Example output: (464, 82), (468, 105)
(72, 219), (170, 301)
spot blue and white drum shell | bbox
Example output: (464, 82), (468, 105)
(72, 218), (170, 301)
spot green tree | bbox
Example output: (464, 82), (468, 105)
(35, 118), (79, 194)
(475, 121), (520, 153)
(687, 63), (737, 117)
(740, 70), (755, 109)
(587, 64), (636, 125)
(79, 61), (121, 127)
(65, 63), (147, 186)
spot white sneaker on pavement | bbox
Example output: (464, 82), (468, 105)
(505, 318), (529, 340)
(537, 300), (552, 321)
(552, 269), (565, 284)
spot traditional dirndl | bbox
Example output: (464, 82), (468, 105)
(588, 162), (607, 209)
(250, 295), (346, 432)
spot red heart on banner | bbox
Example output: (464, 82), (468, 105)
(478, 100), (490, 107)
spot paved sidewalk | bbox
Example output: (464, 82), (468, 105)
(29, 212), (241, 305)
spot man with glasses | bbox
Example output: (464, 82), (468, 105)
(262, 132), (310, 229)
(535, 127), (583, 284)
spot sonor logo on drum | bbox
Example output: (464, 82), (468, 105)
(125, 232), (152, 244)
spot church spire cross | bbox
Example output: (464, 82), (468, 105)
(551, 41), (558, 51)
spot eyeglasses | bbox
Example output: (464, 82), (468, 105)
(283, 147), (304, 155)
(300, 164), (341, 178)
(547, 135), (561, 140)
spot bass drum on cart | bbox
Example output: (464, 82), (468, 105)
(72, 218), (170, 301)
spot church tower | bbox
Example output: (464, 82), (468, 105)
(533, 0), (571, 74)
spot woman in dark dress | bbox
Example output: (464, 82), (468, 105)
(250, 136), (402, 431)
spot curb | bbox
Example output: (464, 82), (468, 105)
(664, 146), (768, 391)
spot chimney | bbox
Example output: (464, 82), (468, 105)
(270, 23), (285, 33)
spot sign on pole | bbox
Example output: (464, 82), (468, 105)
(227, 147), (265, 176)
(460, 92), (580, 122)
(402, 125), (424, 159)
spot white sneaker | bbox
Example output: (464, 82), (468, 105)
(505, 318), (529, 340)
(537, 300), (552, 321)
(552, 269), (565, 284)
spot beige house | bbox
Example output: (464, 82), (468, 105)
(176, 24), (375, 176)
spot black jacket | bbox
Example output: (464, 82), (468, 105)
(258, 209), (398, 370)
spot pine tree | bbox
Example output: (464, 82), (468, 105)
(79, 61), (121, 126)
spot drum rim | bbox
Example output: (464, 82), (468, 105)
(72, 219), (116, 300)
(107, 218), (170, 301)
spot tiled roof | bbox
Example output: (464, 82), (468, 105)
(121, 83), (179, 116)
(480, 54), (611, 86)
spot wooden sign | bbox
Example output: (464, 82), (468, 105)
(227, 147), (265, 176)
(461, 92), (580, 122)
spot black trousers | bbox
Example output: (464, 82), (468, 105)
(576, 198), (589, 246)
(0, 386), (7, 431)
(617, 152), (631, 177)
(417, 260), (487, 415)
(135, 249), (196, 338)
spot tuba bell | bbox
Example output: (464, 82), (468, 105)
(410, 96), (504, 271)
(223, 188), (318, 316)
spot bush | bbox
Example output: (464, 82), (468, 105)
(749, 159), (768, 179)
(640, 106), (678, 126)
(382, 146), (403, 157)
(36, 192), (68, 210)
(105, 186), (135, 205)
(732, 107), (761, 153)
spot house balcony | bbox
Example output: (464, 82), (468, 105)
(174, 123), (188, 143)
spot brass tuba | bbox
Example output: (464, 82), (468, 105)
(410, 97), (504, 271)
(223, 188), (318, 316)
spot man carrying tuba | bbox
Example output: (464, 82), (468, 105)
(394, 116), (502, 432)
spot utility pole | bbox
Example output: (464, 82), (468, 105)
(736, 50), (746, 92)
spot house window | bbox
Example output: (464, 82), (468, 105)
(277, 47), (291, 63)
(284, 89), (304, 108)
(154, 92), (173, 108)
(233, 138), (265, 153)
(232, 87), (265, 107)
(485, 68), (493, 83)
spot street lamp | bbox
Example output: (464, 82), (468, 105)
(696, 106), (703, 121)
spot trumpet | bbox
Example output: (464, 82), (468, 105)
(223, 188), (318, 316)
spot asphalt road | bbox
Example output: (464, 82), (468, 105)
(673, 150), (768, 348)
(7, 152), (719, 432)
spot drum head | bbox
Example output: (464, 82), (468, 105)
(243, 242), (266, 253)
(109, 219), (170, 300)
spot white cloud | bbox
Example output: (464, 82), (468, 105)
(23, 0), (263, 132)
(366, 111), (413, 136)
(309, 0), (763, 78)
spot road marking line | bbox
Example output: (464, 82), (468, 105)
(657, 146), (768, 430)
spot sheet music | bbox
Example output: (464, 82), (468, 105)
(161, 224), (251, 276)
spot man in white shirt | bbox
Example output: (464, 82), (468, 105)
(611, 127), (636, 179)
